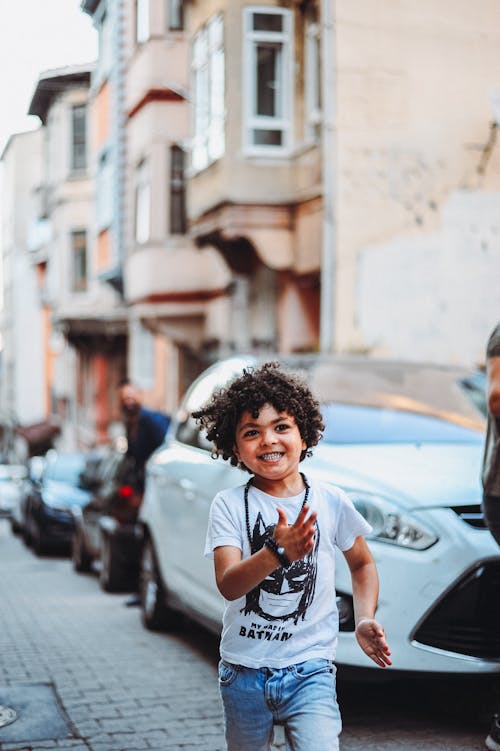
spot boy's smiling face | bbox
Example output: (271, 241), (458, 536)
(234, 403), (306, 483)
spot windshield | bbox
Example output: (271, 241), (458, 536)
(321, 403), (484, 445)
(45, 455), (86, 485)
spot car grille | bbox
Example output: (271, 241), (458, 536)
(413, 561), (500, 658)
(449, 504), (486, 529)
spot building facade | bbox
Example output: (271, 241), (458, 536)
(0, 130), (47, 455)
(27, 64), (127, 448)
(119, 0), (324, 408)
(332, 0), (500, 364)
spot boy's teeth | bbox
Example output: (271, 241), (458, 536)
(261, 452), (282, 460)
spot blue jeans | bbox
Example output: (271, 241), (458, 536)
(218, 657), (342, 751)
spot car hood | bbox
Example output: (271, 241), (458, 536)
(308, 441), (483, 509)
(41, 480), (92, 509)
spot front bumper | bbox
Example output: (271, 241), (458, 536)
(413, 560), (500, 659)
(336, 506), (500, 674)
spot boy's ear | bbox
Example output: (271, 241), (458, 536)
(233, 444), (241, 461)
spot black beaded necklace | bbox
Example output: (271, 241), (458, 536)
(244, 473), (310, 553)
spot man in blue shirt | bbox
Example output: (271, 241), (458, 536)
(119, 380), (170, 492)
(119, 380), (170, 607)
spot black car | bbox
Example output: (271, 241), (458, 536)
(71, 449), (144, 592)
(23, 452), (91, 555)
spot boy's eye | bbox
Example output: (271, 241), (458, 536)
(243, 429), (259, 438)
(276, 423), (290, 431)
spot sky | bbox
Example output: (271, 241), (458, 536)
(0, 0), (97, 155)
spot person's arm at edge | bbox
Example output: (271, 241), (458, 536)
(343, 535), (392, 668)
(487, 356), (500, 417)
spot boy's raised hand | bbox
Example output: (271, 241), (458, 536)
(355, 618), (392, 668)
(274, 505), (317, 562)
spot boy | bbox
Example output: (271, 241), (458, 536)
(194, 362), (391, 751)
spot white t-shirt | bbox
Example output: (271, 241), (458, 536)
(204, 478), (372, 669)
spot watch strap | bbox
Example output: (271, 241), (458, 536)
(264, 536), (290, 568)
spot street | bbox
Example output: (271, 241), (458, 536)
(0, 519), (494, 751)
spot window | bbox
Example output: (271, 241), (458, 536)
(304, 9), (321, 142)
(130, 319), (154, 390)
(135, 160), (150, 244)
(71, 230), (88, 292)
(168, 0), (184, 31)
(191, 14), (225, 171)
(97, 150), (113, 230)
(243, 7), (293, 154)
(71, 105), (87, 171)
(169, 145), (186, 234)
(136, 0), (149, 43)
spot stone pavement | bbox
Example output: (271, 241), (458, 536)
(0, 520), (225, 751)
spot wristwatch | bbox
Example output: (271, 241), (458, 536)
(264, 536), (290, 568)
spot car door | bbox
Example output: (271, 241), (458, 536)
(145, 359), (250, 621)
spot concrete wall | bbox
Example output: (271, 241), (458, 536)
(333, 0), (500, 364)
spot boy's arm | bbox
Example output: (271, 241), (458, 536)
(343, 536), (392, 668)
(214, 504), (317, 601)
(214, 545), (281, 600)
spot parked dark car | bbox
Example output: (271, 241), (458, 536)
(23, 452), (91, 555)
(71, 448), (144, 592)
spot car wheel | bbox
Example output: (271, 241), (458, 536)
(140, 538), (176, 631)
(72, 530), (92, 573)
(32, 524), (47, 556)
(99, 534), (125, 592)
(22, 522), (32, 547)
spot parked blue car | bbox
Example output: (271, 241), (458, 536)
(24, 452), (92, 555)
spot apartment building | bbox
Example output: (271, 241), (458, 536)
(27, 64), (127, 448)
(76, 0), (500, 425)
(186, 0), (323, 357)
(0, 129), (49, 456)
(120, 0), (323, 407)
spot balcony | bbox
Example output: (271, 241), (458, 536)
(125, 240), (231, 304)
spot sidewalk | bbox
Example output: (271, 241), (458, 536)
(0, 521), (225, 751)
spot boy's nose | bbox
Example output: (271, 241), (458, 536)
(261, 430), (278, 446)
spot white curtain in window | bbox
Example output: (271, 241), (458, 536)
(136, 0), (149, 43)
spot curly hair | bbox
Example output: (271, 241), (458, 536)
(192, 361), (325, 472)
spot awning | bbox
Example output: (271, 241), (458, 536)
(16, 420), (61, 455)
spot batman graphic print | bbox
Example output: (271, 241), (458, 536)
(205, 480), (372, 669)
(243, 512), (320, 625)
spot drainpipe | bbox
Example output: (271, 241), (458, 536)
(319, 0), (336, 353)
(111, 0), (126, 295)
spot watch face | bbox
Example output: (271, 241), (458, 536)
(277, 547), (285, 555)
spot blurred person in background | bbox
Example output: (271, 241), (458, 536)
(118, 379), (170, 493)
(482, 324), (500, 751)
(119, 379), (170, 607)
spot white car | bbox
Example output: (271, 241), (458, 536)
(139, 355), (500, 675)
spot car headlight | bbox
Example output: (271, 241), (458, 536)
(348, 492), (438, 550)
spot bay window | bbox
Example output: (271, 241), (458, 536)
(191, 14), (225, 171)
(243, 7), (293, 154)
